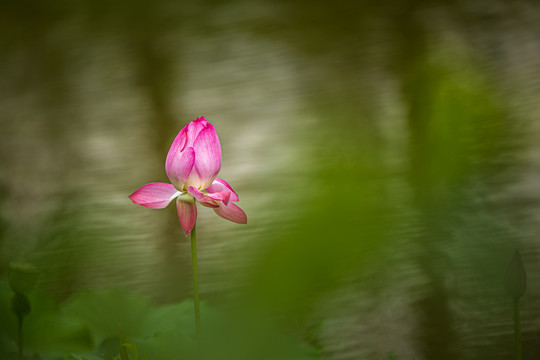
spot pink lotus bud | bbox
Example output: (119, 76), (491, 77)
(165, 117), (222, 191)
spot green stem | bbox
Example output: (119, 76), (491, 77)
(191, 223), (201, 338)
(513, 298), (521, 360)
(17, 314), (23, 360)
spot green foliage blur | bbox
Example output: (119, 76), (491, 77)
(0, 283), (331, 359)
(1, 0), (540, 359)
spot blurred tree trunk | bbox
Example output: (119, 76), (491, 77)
(127, 0), (191, 303)
(394, 1), (459, 359)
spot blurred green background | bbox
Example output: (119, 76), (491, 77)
(1, 0), (540, 359)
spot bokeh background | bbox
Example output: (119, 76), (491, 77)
(1, 0), (540, 359)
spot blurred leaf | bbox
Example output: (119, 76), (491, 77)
(24, 296), (93, 357)
(121, 343), (139, 360)
(138, 329), (195, 360)
(62, 288), (151, 345)
(119, 330), (130, 360)
(140, 299), (195, 338)
(0, 281), (93, 357)
(67, 354), (103, 360)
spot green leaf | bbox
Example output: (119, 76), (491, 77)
(140, 300), (197, 338)
(62, 288), (151, 345)
(121, 343), (139, 360)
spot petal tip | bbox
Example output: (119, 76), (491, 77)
(177, 196), (197, 235)
(213, 202), (247, 225)
(129, 182), (179, 209)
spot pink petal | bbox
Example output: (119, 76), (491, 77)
(209, 190), (231, 206)
(166, 146), (195, 190)
(129, 183), (180, 209)
(200, 201), (217, 208)
(206, 178), (239, 202)
(214, 202), (247, 224)
(184, 163), (203, 191)
(188, 186), (218, 208)
(185, 118), (206, 148)
(176, 194), (198, 235)
(196, 116), (208, 125)
(192, 124), (222, 189)
(165, 128), (186, 170)
(195, 182), (231, 205)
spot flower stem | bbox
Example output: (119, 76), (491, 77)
(191, 223), (201, 338)
(513, 298), (522, 360)
(17, 313), (23, 360)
